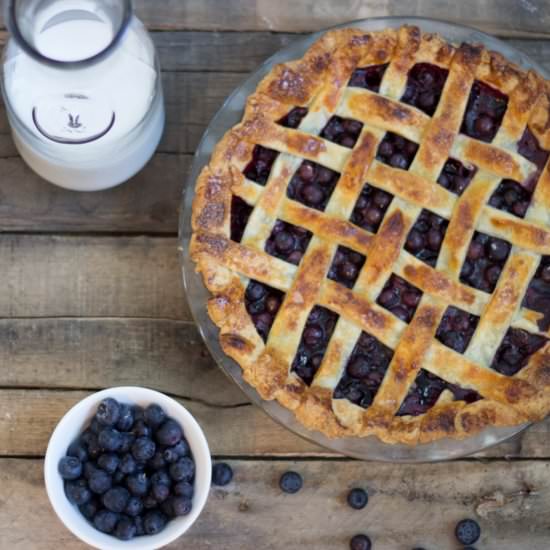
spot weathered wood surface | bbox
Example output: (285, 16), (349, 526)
(0, 0), (535, 37)
(3, 458), (550, 549)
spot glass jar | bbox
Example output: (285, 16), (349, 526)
(2, 0), (165, 191)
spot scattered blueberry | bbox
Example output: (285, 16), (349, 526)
(347, 488), (368, 510)
(212, 462), (233, 486)
(455, 519), (481, 545)
(96, 398), (121, 427)
(143, 511), (167, 535)
(144, 404), (166, 429)
(114, 515), (137, 541)
(93, 509), (119, 534)
(58, 456), (82, 480)
(102, 487), (130, 513)
(350, 533), (372, 550)
(279, 471), (303, 494)
(156, 419), (183, 446)
(132, 437), (156, 462)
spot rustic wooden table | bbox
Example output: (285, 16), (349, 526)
(1, 1), (550, 549)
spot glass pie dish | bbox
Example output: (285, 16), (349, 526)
(179, 16), (549, 462)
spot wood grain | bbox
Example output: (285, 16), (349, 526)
(2, 458), (550, 549)
(0, 235), (188, 320)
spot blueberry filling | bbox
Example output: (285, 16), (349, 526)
(437, 158), (476, 195)
(264, 220), (312, 265)
(291, 306), (338, 385)
(435, 306), (479, 353)
(242, 145), (278, 185)
(405, 210), (449, 267)
(376, 132), (419, 170)
(320, 115), (363, 148)
(230, 196), (253, 242)
(518, 127), (549, 171)
(490, 327), (547, 376)
(278, 106), (308, 129)
(328, 246), (366, 289)
(523, 256), (550, 331)
(401, 63), (449, 116)
(488, 179), (532, 218)
(245, 280), (285, 342)
(459, 232), (511, 293)
(461, 80), (508, 143)
(348, 63), (389, 92)
(287, 161), (340, 211)
(397, 369), (481, 416)
(376, 274), (423, 323)
(350, 184), (393, 233)
(333, 332), (393, 408)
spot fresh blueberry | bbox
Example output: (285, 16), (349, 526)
(126, 472), (149, 496)
(455, 519), (481, 545)
(93, 509), (119, 534)
(86, 434), (102, 459)
(88, 469), (112, 494)
(133, 515), (144, 536)
(279, 471), (302, 494)
(156, 419), (183, 446)
(169, 457), (195, 482)
(143, 511), (167, 535)
(144, 404), (166, 429)
(152, 483), (170, 503)
(150, 450), (167, 469)
(132, 436), (156, 462)
(89, 418), (101, 434)
(162, 447), (179, 464)
(132, 419), (152, 438)
(212, 463), (233, 486)
(58, 456), (82, 480)
(172, 439), (190, 457)
(347, 488), (368, 510)
(79, 498), (99, 520)
(350, 534), (371, 550)
(172, 496), (192, 516)
(132, 405), (145, 422)
(114, 515), (136, 541)
(116, 403), (135, 432)
(80, 429), (95, 447)
(113, 470), (125, 484)
(119, 432), (135, 454)
(119, 453), (137, 475)
(151, 470), (171, 487)
(174, 481), (194, 499)
(160, 497), (175, 518)
(65, 479), (92, 505)
(66, 440), (88, 463)
(83, 461), (98, 480)
(143, 493), (158, 509)
(124, 496), (143, 517)
(102, 487), (130, 513)
(96, 398), (121, 427)
(97, 453), (120, 475)
(98, 428), (123, 452)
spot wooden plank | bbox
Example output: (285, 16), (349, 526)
(2, 458), (550, 549)
(0, 235), (188, 320)
(2, 387), (550, 459)
(0, 318), (244, 406)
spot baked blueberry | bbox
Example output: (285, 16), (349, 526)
(278, 106), (308, 129)
(264, 220), (313, 266)
(88, 469), (112, 495)
(143, 511), (167, 535)
(58, 456), (82, 480)
(102, 487), (130, 514)
(328, 246), (366, 289)
(212, 462), (233, 486)
(349, 64), (388, 92)
(320, 115), (363, 148)
(114, 515), (137, 541)
(155, 419), (183, 446)
(437, 158), (475, 195)
(96, 398), (121, 427)
(230, 195), (254, 242)
(243, 145), (279, 185)
(279, 471), (303, 494)
(377, 132), (418, 169)
(98, 428), (123, 452)
(93, 509), (119, 534)
(132, 437), (156, 462)
(245, 280), (285, 342)
(350, 533), (372, 550)
(144, 404), (166, 429)
(287, 161), (340, 211)
(401, 63), (448, 116)
(377, 274), (423, 322)
(350, 183), (393, 233)
(169, 457), (195, 482)
(97, 453), (120, 475)
(455, 518), (481, 545)
(490, 328), (547, 376)
(347, 488), (368, 510)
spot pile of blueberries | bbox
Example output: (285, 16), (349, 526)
(278, 470), (482, 550)
(58, 398), (196, 540)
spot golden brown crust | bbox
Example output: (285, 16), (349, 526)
(190, 25), (550, 445)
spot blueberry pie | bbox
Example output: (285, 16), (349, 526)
(191, 26), (550, 444)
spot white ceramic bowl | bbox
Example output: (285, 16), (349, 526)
(44, 386), (211, 549)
